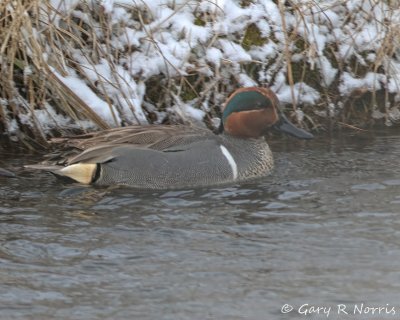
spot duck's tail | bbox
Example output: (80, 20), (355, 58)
(25, 163), (96, 184)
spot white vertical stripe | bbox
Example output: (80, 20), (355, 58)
(220, 145), (238, 180)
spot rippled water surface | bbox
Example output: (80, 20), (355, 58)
(2, 130), (400, 319)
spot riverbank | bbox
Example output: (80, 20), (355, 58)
(1, 0), (400, 148)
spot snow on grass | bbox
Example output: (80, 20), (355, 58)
(51, 68), (121, 126)
(182, 104), (206, 122)
(206, 47), (223, 67)
(52, 1), (400, 126)
(316, 56), (337, 87)
(4, 0), (400, 137)
(219, 39), (252, 62)
(32, 104), (96, 133)
(277, 82), (321, 105)
(49, 0), (80, 13)
(339, 72), (387, 96)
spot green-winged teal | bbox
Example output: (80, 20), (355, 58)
(27, 87), (313, 189)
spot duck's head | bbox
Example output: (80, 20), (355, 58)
(221, 87), (313, 139)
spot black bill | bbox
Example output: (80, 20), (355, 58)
(273, 113), (314, 139)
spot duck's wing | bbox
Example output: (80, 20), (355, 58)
(67, 143), (133, 164)
(52, 125), (211, 150)
(50, 125), (215, 165)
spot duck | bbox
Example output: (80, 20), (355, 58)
(26, 87), (313, 189)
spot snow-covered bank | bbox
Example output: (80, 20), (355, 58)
(1, 0), (400, 144)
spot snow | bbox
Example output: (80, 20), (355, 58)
(316, 56), (337, 86)
(169, 11), (210, 45)
(49, 0), (79, 13)
(168, 96), (206, 124)
(339, 72), (386, 96)
(100, 0), (114, 13)
(52, 68), (121, 126)
(219, 39), (252, 62)
(184, 105), (206, 122)
(248, 43), (277, 61)
(33, 104), (96, 132)
(10, 0), (400, 133)
(238, 73), (257, 87)
(277, 82), (321, 105)
(206, 47), (223, 67)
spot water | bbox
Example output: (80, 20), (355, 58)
(1, 130), (400, 319)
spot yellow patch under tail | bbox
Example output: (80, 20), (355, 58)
(59, 163), (97, 184)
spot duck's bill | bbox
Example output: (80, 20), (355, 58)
(273, 114), (314, 139)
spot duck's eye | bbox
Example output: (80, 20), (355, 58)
(255, 101), (264, 108)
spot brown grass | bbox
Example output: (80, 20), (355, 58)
(0, 1), (114, 148)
